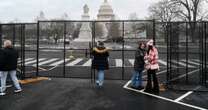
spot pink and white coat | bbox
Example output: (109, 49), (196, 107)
(145, 47), (159, 70)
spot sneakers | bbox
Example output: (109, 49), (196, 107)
(14, 89), (22, 93)
(0, 92), (6, 96)
(0, 89), (22, 96)
(95, 81), (103, 87)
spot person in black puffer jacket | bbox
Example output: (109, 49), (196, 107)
(0, 40), (22, 96)
(92, 41), (110, 87)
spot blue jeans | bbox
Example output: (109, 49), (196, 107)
(0, 70), (22, 93)
(131, 70), (143, 88)
(96, 70), (104, 86)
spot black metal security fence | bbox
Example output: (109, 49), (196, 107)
(0, 23), (37, 79)
(37, 20), (154, 80)
(163, 22), (208, 88)
(0, 20), (207, 87)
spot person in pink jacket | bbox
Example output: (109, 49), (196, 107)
(144, 39), (159, 93)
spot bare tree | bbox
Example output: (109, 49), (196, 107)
(148, 0), (180, 42)
(148, 0), (208, 42)
(172, 0), (208, 42)
(148, 0), (180, 22)
(172, 0), (207, 21)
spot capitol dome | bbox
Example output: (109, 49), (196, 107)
(97, 0), (115, 20)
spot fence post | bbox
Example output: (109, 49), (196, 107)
(22, 24), (26, 79)
(12, 24), (16, 46)
(63, 21), (66, 78)
(185, 22), (189, 83)
(205, 22), (207, 86)
(91, 21), (96, 83)
(0, 24), (2, 48)
(201, 22), (205, 85)
(36, 21), (40, 77)
(122, 21), (125, 80)
(166, 22), (169, 83)
(153, 19), (156, 45)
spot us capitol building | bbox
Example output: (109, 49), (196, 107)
(74, 0), (116, 42)
(97, 0), (115, 20)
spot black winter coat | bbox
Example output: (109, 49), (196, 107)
(134, 47), (145, 71)
(0, 47), (19, 71)
(0, 49), (4, 70)
(92, 47), (109, 70)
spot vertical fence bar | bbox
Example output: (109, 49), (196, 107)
(19, 24), (23, 79)
(169, 22), (172, 80)
(153, 19), (156, 45)
(201, 22), (205, 85)
(22, 24), (26, 79)
(166, 23), (169, 83)
(91, 21), (96, 83)
(185, 22), (189, 83)
(12, 24), (16, 46)
(176, 23), (179, 78)
(63, 21), (66, 78)
(122, 21), (125, 80)
(93, 21), (96, 82)
(166, 22), (170, 83)
(0, 24), (2, 48)
(36, 22), (40, 77)
(205, 22), (207, 86)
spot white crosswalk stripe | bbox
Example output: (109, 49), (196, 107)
(158, 59), (167, 66)
(25, 58), (46, 65)
(192, 59), (201, 63)
(171, 60), (195, 68)
(82, 59), (92, 66)
(21, 58), (200, 68)
(115, 59), (123, 67)
(18, 58), (34, 63)
(128, 59), (134, 66)
(181, 59), (200, 66)
(128, 59), (167, 66)
(34, 58), (59, 66)
(49, 59), (70, 66)
(66, 58), (83, 66)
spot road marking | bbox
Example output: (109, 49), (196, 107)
(170, 69), (200, 82)
(50, 59), (70, 66)
(158, 59), (167, 66)
(25, 58), (46, 65)
(123, 70), (167, 88)
(192, 59), (200, 63)
(115, 59), (123, 67)
(128, 59), (134, 66)
(174, 86), (200, 102)
(174, 91), (193, 102)
(82, 59), (92, 66)
(18, 58), (34, 63)
(124, 85), (207, 110)
(66, 58), (83, 66)
(123, 69), (206, 110)
(35, 58), (59, 66)
(171, 60), (195, 68)
(181, 59), (200, 66)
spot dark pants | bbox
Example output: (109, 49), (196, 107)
(145, 69), (159, 92)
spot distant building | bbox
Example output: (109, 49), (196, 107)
(97, 0), (115, 20)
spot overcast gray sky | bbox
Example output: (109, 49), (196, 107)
(0, 0), (158, 23)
